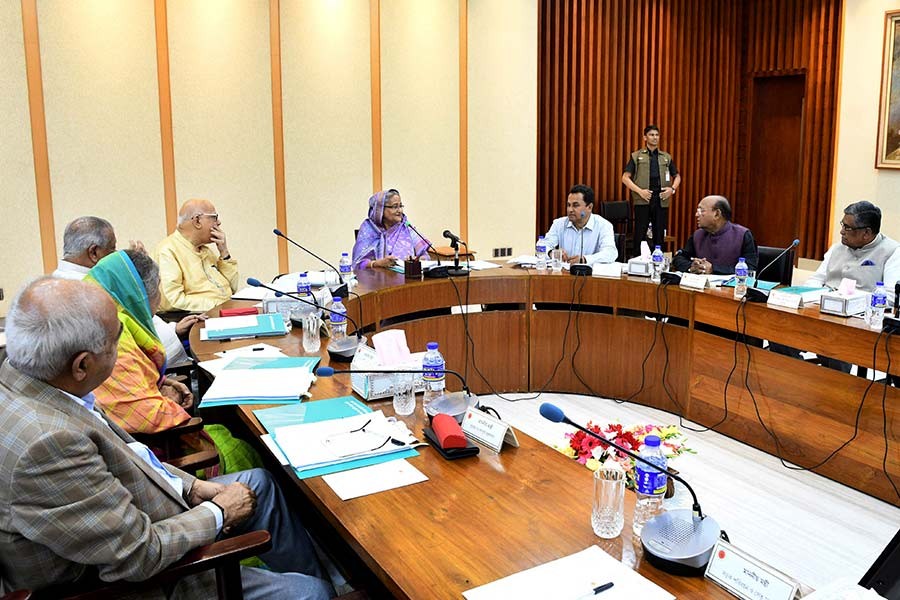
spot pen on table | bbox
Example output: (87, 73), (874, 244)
(575, 582), (614, 599)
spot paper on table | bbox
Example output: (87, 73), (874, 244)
(800, 578), (883, 599)
(261, 434), (289, 465)
(205, 315), (259, 331)
(466, 260), (502, 270)
(372, 329), (412, 365)
(322, 460), (428, 500)
(508, 255), (538, 267)
(201, 367), (314, 404)
(462, 545), (675, 600)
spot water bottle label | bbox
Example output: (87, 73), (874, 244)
(340, 265), (352, 273)
(872, 294), (887, 308)
(423, 360), (445, 382)
(330, 312), (346, 324)
(634, 463), (667, 495)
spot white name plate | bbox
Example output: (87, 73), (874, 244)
(680, 273), (708, 290)
(461, 408), (519, 453)
(705, 539), (800, 600)
(767, 290), (803, 309)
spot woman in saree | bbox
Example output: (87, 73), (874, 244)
(87, 248), (260, 475)
(352, 188), (430, 269)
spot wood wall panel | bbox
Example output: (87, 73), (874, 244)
(738, 0), (841, 259)
(539, 0), (841, 260)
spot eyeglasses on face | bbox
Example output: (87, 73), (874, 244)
(839, 221), (867, 232)
(195, 213), (219, 221)
(384, 204), (404, 211)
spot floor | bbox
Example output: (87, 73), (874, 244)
(476, 391), (899, 592)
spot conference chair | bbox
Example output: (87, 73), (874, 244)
(600, 201), (632, 257)
(131, 416), (220, 472)
(1, 530), (272, 600)
(756, 245), (795, 285)
(614, 233), (626, 263)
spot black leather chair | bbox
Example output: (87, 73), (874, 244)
(601, 201), (632, 260)
(613, 233), (626, 263)
(756, 246), (794, 285)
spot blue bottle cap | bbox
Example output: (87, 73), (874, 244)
(644, 435), (661, 447)
(654, 245), (661, 250)
(739, 257), (745, 261)
(426, 342), (439, 350)
(332, 297), (341, 303)
(877, 281), (884, 286)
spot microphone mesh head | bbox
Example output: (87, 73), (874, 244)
(316, 366), (335, 376)
(539, 403), (566, 423)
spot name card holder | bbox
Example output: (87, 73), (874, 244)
(705, 539), (801, 600)
(679, 273), (709, 290)
(461, 408), (520, 453)
(767, 290), (803, 309)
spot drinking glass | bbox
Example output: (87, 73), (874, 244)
(551, 249), (564, 272)
(592, 463), (625, 538)
(300, 312), (321, 353)
(392, 373), (416, 416)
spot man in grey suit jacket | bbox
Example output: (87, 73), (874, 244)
(0, 277), (331, 599)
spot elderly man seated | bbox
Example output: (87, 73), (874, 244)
(672, 195), (758, 275)
(51, 216), (117, 279)
(0, 278), (331, 599)
(154, 199), (240, 312)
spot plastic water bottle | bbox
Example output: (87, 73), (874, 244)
(296, 273), (312, 298)
(329, 296), (347, 342)
(536, 236), (548, 272)
(339, 252), (352, 283)
(422, 342), (446, 411)
(734, 257), (749, 300)
(868, 281), (887, 330)
(632, 435), (667, 536)
(650, 245), (664, 283)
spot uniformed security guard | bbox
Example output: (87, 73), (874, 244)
(622, 124), (682, 255)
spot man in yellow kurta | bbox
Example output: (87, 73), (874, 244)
(154, 199), (240, 312)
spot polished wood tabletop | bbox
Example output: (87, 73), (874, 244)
(191, 265), (900, 597)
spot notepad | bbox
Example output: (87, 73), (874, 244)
(202, 313), (287, 340)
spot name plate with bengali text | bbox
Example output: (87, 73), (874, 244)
(461, 408), (520, 452)
(767, 290), (803, 309)
(705, 539), (800, 600)
(680, 273), (709, 290)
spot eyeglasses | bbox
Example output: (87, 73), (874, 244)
(384, 204), (404, 211)
(322, 418), (406, 458)
(195, 213), (219, 221)
(840, 221), (867, 232)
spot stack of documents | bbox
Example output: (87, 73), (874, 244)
(199, 355), (319, 407)
(201, 314), (287, 341)
(254, 397), (419, 479)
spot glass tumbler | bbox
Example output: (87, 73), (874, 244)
(392, 373), (416, 416)
(300, 312), (321, 353)
(551, 249), (564, 272)
(591, 463), (625, 538)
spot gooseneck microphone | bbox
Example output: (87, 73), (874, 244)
(273, 228), (348, 297)
(570, 211), (592, 276)
(441, 230), (469, 277)
(406, 222), (449, 279)
(247, 277), (365, 361)
(745, 238), (800, 303)
(442, 229), (464, 246)
(539, 402), (723, 574)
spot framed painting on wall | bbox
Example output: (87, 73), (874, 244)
(877, 10), (900, 169)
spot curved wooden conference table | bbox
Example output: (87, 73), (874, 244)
(191, 265), (900, 599)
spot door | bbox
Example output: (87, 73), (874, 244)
(745, 75), (805, 249)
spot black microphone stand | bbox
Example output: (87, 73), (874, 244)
(446, 241), (469, 277)
(273, 228), (349, 298)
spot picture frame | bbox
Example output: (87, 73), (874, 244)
(876, 10), (900, 169)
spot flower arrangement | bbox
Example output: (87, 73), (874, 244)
(554, 422), (695, 489)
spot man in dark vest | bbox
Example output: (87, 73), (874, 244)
(672, 195), (758, 275)
(622, 124), (681, 254)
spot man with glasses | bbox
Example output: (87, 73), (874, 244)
(672, 195), (758, 275)
(771, 201), (900, 372)
(154, 199), (240, 311)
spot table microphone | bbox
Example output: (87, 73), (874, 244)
(273, 228), (349, 297)
(745, 239), (799, 303)
(442, 230), (469, 277)
(406, 222), (449, 279)
(571, 211), (592, 276)
(246, 277), (365, 361)
(539, 402), (723, 574)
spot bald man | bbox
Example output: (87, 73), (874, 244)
(154, 199), (240, 312)
(0, 278), (330, 598)
(671, 195), (758, 275)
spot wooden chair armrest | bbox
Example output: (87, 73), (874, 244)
(132, 417), (205, 446)
(167, 449), (220, 472)
(61, 531), (272, 600)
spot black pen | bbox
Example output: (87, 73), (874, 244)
(576, 582), (613, 599)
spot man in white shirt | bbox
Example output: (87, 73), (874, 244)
(543, 184), (618, 265)
(51, 216), (198, 368)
